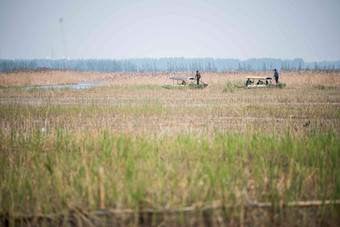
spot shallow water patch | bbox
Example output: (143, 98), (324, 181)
(0, 82), (105, 91)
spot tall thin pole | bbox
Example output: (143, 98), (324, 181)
(59, 18), (69, 69)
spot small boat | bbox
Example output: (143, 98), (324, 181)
(162, 76), (208, 89)
(245, 76), (273, 88)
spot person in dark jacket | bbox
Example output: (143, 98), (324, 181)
(274, 69), (279, 84)
(195, 71), (201, 85)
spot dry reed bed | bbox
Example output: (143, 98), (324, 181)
(1, 84), (339, 136)
(1, 70), (340, 88)
(1, 71), (340, 226)
(0, 104), (338, 136)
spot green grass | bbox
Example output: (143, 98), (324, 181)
(276, 83), (287, 88)
(312, 84), (339, 90)
(101, 84), (164, 90)
(314, 84), (326, 90)
(131, 84), (164, 90)
(1, 129), (339, 217)
(222, 81), (244, 92)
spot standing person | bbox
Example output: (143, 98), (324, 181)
(274, 69), (279, 84)
(195, 70), (201, 85)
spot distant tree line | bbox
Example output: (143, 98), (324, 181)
(0, 58), (339, 72)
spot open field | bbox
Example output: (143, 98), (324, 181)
(1, 71), (340, 226)
(1, 70), (340, 88)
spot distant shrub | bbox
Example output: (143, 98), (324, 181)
(223, 81), (235, 92)
(276, 83), (286, 88)
(131, 84), (163, 90)
(314, 84), (326, 89)
(234, 80), (245, 88)
(223, 81), (244, 92)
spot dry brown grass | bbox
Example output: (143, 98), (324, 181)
(0, 70), (339, 88)
(0, 76), (339, 136)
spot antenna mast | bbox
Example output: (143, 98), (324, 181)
(59, 18), (69, 68)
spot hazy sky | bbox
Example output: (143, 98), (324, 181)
(0, 0), (339, 61)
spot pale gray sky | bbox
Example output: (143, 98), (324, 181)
(0, 0), (339, 61)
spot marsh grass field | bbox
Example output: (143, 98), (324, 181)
(0, 70), (340, 226)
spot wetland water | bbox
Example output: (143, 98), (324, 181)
(0, 82), (105, 91)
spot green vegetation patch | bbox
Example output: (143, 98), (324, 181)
(222, 81), (244, 92)
(312, 84), (339, 90)
(314, 84), (326, 90)
(1, 129), (339, 217)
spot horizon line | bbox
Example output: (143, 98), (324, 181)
(1, 57), (340, 63)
